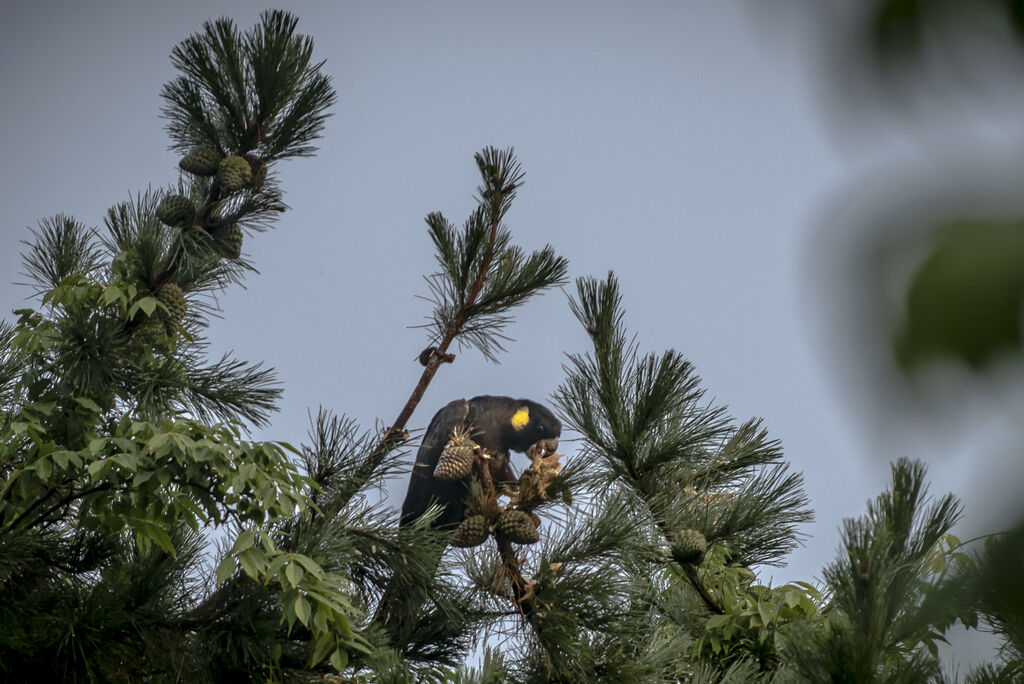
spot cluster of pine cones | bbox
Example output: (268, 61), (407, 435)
(434, 430), (542, 548)
(451, 509), (540, 548)
(139, 146), (269, 336)
(433, 431), (711, 567)
(154, 145), (269, 260)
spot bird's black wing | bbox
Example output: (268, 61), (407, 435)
(399, 398), (470, 527)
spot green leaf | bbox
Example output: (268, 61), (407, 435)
(294, 595), (311, 626)
(146, 432), (169, 456)
(51, 450), (77, 468)
(216, 555), (236, 584)
(231, 528), (256, 553)
(329, 648), (348, 672)
(310, 634), (334, 666)
(26, 401), (56, 417)
(33, 457), (53, 480)
(111, 452), (140, 471)
(276, 440), (301, 456)
(706, 614), (730, 630)
(292, 553), (324, 579)
(757, 600), (772, 626)
(74, 396), (102, 413)
(284, 560), (303, 588)
(238, 547), (265, 579)
(255, 528), (278, 553)
(312, 608), (328, 634)
(101, 283), (123, 305)
(141, 520), (174, 554)
(283, 596), (298, 631)
(895, 220), (1024, 371)
(267, 553), (289, 579)
(87, 458), (109, 479)
(129, 296), (159, 319)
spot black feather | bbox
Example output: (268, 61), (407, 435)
(399, 395), (561, 528)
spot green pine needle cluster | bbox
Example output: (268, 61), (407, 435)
(556, 274), (813, 569)
(423, 147), (569, 362)
(162, 10), (335, 161)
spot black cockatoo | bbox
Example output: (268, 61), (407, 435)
(379, 396), (560, 642)
(400, 395), (562, 528)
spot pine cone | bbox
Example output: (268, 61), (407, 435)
(156, 195), (196, 227)
(210, 224), (243, 259)
(451, 515), (490, 548)
(156, 283), (187, 330)
(434, 444), (476, 481)
(179, 146), (223, 176)
(247, 156), (268, 189)
(671, 528), (707, 565)
(495, 509), (539, 545)
(217, 155), (253, 192)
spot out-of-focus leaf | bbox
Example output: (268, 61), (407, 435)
(870, 0), (926, 66)
(895, 220), (1024, 371)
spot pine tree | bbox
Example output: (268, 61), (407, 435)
(0, 12), (363, 682)
(785, 459), (964, 682)
(3, 9), (1020, 684)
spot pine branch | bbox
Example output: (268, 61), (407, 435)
(788, 459), (962, 681)
(645, 504), (723, 614)
(680, 561), (723, 615)
(179, 353), (281, 428)
(555, 273), (812, 617)
(19, 215), (105, 298)
(365, 147), (567, 470)
(0, 322), (24, 413)
(161, 11), (336, 159)
(1, 13), (356, 681)
(505, 497), (655, 680)
(467, 454), (536, 616)
(297, 409), (407, 518)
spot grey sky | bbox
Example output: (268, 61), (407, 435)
(1, 0), (1012, 666)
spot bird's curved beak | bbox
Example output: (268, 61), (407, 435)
(535, 437), (559, 455)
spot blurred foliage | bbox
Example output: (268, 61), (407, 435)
(867, 0), (1024, 62)
(790, 2), (1024, 679)
(868, 0), (1024, 61)
(866, 0), (1024, 374)
(796, 0), (1024, 375)
(894, 221), (1024, 370)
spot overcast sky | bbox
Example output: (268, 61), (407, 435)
(2, 0), (1016, 666)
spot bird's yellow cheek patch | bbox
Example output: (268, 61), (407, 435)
(511, 407), (530, 430)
